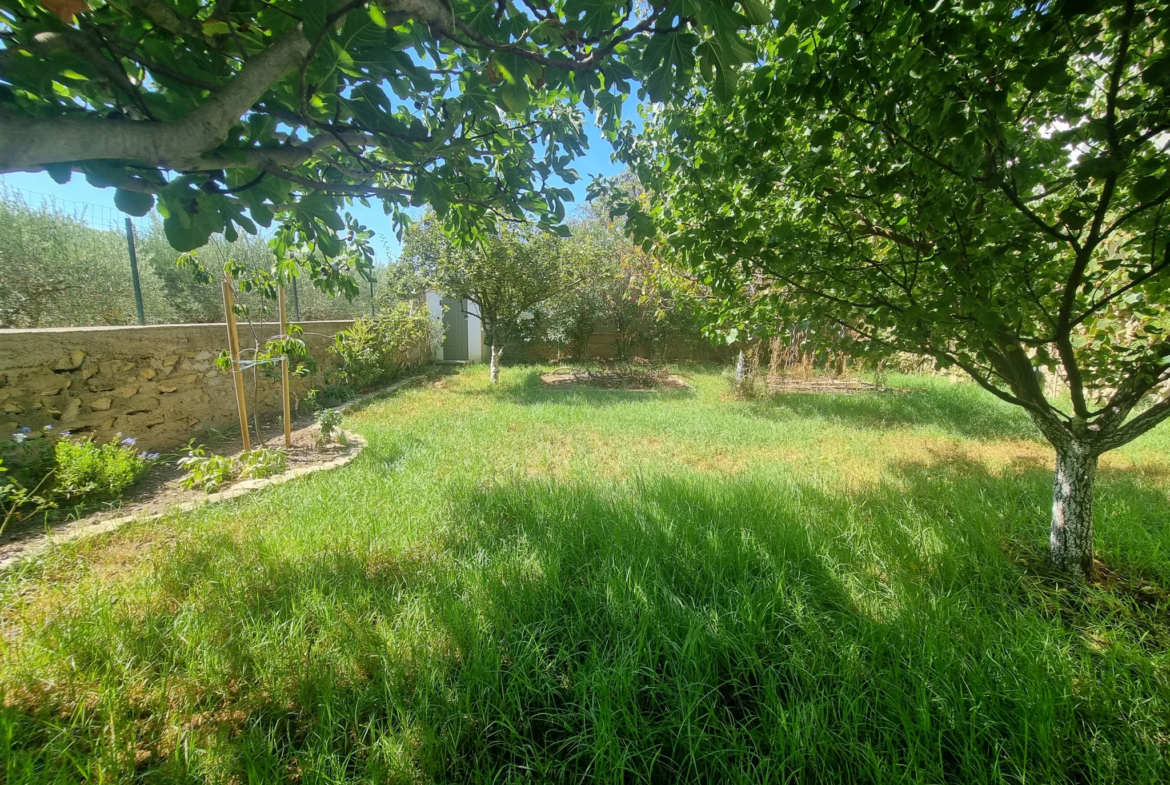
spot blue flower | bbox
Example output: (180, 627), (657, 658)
(18, 426), (31, 433)
(139, 451), (160, 461)
(121, 437), (137, 446)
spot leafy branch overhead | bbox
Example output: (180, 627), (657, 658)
(0, 0), (763, 260)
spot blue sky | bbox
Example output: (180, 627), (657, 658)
(0, 98), (640, 263)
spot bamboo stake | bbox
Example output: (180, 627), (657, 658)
(279, 284), (292, 449)
(222, 275), (251, 451)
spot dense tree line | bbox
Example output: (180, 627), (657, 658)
(0, 190), (378, 328)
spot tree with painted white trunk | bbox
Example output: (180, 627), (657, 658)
(393, 216), (582, 382)
(618, 0), (1170, 578)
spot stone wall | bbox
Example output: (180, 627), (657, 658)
(0, 321), (354, 450)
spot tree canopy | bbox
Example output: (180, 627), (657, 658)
(617, 0), (1170, 575)
(392, 215), (589, 379)
(0, 0), (764, 295)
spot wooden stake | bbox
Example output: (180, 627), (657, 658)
(222, 275), (251, 451)
(279, 284), (292, 449)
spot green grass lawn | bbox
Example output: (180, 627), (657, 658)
(3, 365), (1170, 784)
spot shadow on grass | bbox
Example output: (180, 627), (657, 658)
(6, 460), (1170, 783)
(746, 382), (1040, 441)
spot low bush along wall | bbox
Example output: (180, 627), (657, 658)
(0, 321), (355, 451)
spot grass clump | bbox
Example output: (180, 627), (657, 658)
(1, 366), (1169, 783)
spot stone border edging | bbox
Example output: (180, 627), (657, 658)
(0, 374), (429, 570)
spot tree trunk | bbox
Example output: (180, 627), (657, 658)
(735, 349), (747, 392)
(489, 344), (502, 384)
(1049, 442), (1098, 578)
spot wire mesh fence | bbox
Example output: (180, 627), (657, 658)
(0, 180), (381, 329)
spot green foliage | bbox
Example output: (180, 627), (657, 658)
(301, 386), (357, 413)
(1, 426), (155, 522)
(619, 0), (1170, 455)
(237, 447), (288, 481)
(254, 324), (318, 380)
(538, 198), (711, 360)
(0, 190), (378, 327)
(0, 458), (54, 535)
(0, 426), (58, 490)
(315, 409), (345, 446)
(53, 434), (152, 502)
(393, 216), (591, 347)
(178, 445), (289, 491)
(331, 302), (435, 391)
(316, 385), (359, 409)
(0, 0), (760, 277)
(177, 444), (236, 493)
(0, 189), (147, 328)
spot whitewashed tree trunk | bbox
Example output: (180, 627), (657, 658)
(1050, 442), (1098, 577)
(489, 344), (502, 383)
(735, 349), (747, 392)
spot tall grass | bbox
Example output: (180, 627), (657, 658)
(1, 368), (1168, 783)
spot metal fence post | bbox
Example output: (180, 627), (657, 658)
(124, 218), (145, 325)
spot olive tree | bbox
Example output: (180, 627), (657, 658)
(618, 0), (1170, 577)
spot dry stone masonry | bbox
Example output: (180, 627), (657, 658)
(0, 321), (352, 450)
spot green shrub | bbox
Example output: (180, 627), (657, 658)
(331, 302), (435, 391)
(237, 447), (287, 480)
(53, 434), (152, 502)
(315, 409), (345, 447)
(178, 444), (289, 492)
(1, 458), (55, 534)
(2, 426), (153, 522)
(320, 384), (358, 406)
(0, 425), (58, 489)
(177, 444), (236, 492)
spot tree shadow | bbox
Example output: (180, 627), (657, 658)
(744, 383), (1040, 441)
(6, 462), (1170, 783)
(427, 468), (1170, 782)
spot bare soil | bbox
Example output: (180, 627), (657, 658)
(541, 367), (690, 391)
(761, 377), (896, 395)
(762, 376), (879, 395)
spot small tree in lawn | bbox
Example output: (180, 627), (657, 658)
(619, 0), (1170, 577)
(395, 217), (581, 382)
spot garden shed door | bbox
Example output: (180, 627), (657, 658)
(441, 298), (469, 361)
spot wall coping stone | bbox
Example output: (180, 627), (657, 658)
(0, 319), (355, 335)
